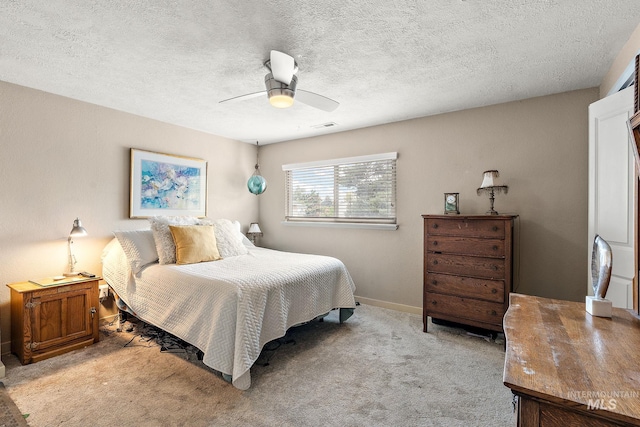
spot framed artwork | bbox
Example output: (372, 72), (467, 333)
(130, 149), (207, 218)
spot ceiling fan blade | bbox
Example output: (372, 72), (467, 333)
(295, 90), (340, 112)
(219, 91), (266, 104)
(270, 50), (295, 85)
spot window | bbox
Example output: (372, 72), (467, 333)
(282, 152), (397, 227)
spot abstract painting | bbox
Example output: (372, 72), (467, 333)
(130, 149), (207, 218)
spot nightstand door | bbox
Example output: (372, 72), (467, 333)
(30, 287), (94, 353)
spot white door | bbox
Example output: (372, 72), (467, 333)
(588, 86), (636, 308)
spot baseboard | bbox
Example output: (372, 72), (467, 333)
(354, 295), (421, 315)
(1, 341), (10, 359)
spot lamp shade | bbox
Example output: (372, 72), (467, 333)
(248, 223), (262, 234)
(69, 218), (88, 237)
(480, 170), (500, 188)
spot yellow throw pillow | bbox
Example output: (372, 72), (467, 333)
(169, 225), (222, 265)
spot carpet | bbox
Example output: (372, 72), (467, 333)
(0, 383), (28, 427)
(2, 304), (515, 426)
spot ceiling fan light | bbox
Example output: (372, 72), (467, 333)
(269, 94), (295, 108)
(265, 73), (297, 109)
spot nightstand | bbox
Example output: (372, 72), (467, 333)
(7, 276), (100, 364)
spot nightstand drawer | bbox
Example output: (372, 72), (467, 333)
(425, 293), (504, 325)
(426, 235), (505, 257)
(425, 273), (504, 303)
(426, 253), (505, 280)
(426, 218), (505, 238)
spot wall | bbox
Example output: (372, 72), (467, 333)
(600, 23), (640, 98)
(259, 88), (599, 313)
(0, 81), (258, 352)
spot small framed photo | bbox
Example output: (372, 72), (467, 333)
(444, 193), (460, 214)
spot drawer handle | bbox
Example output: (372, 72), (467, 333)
(491, 310), (497, 316)
(491, 288), (498, 294)
(491, 265), (498, 271)
(433, 223), (439, 229)
(492, 226), (498, 231)
(492, 245), (498, 251)
(431, 280), (437, 285)
(432, 241), (438, 246)
(433, 260), (438, 265)
(431, 301), (437, 305)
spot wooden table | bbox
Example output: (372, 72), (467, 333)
(503, 293), (640, 426)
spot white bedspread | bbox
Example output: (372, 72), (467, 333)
(102, 241), (356, 390)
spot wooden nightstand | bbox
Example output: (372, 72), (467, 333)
(7, 276), (100, 364)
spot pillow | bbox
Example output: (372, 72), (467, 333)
(113, 229), (158, 275)
(149, 216), (202, 264)
(169, 225), (222, 265)
(212, 219), (249, 257)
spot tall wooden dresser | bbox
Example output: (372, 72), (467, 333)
(422, 214), (516, 333)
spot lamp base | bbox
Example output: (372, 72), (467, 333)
(63, 272), (81, 277)
(586, 296), (612, 318)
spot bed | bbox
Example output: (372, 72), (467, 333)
(101, 218), (357, 390)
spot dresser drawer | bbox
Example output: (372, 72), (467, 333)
(425, 293), (504, 326)
(426, 218), (505, 238)
(425, 273), (504, 303)
(426, 235), (505, 257)
(426, 253), (505, 279)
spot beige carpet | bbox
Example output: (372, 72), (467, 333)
(0, 382), (28, 427)
(2, 304), (515, 426)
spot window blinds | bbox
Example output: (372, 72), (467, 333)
(283, 152), (397, 224)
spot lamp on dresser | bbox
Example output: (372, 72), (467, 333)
(476, 170), (508, 215)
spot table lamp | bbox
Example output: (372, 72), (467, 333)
(64, 218), (88, 276)
(247, 223), (263, 244)
(476, 170), (508, 215)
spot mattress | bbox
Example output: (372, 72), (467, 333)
(102, 239), (356, 389)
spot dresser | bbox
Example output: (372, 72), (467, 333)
(7, 276), (100, 364)
(422, 214), (516, 332)
(504, 293), (640, 426)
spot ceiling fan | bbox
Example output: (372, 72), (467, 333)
(219, 50), (339, 112)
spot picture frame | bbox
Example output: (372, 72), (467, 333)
(444, 193), (460, 215)
(130, 148), (207, 218)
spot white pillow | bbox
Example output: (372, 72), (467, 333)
(113, 229), (158, 275)
(212, 219), (249, 258)
(148, 216), (202, 264)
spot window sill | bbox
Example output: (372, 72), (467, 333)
(281, 221), (398, 230)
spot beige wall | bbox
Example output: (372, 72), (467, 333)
(259, 88), (599, 312)
(0, 81), (259, 351)
(600, 23), (640, 98)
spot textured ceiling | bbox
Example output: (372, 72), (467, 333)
(1, 1), (639, 144)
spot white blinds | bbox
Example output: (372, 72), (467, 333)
(283, 152), (397, 224)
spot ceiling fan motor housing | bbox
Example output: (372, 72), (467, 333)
(265, 73), (297, 107)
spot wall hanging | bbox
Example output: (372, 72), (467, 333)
(130, 149), (207, 218)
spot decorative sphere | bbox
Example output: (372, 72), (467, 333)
(247, 175), (267, 195)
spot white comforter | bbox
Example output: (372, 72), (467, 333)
(102, 240), (356, 390)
